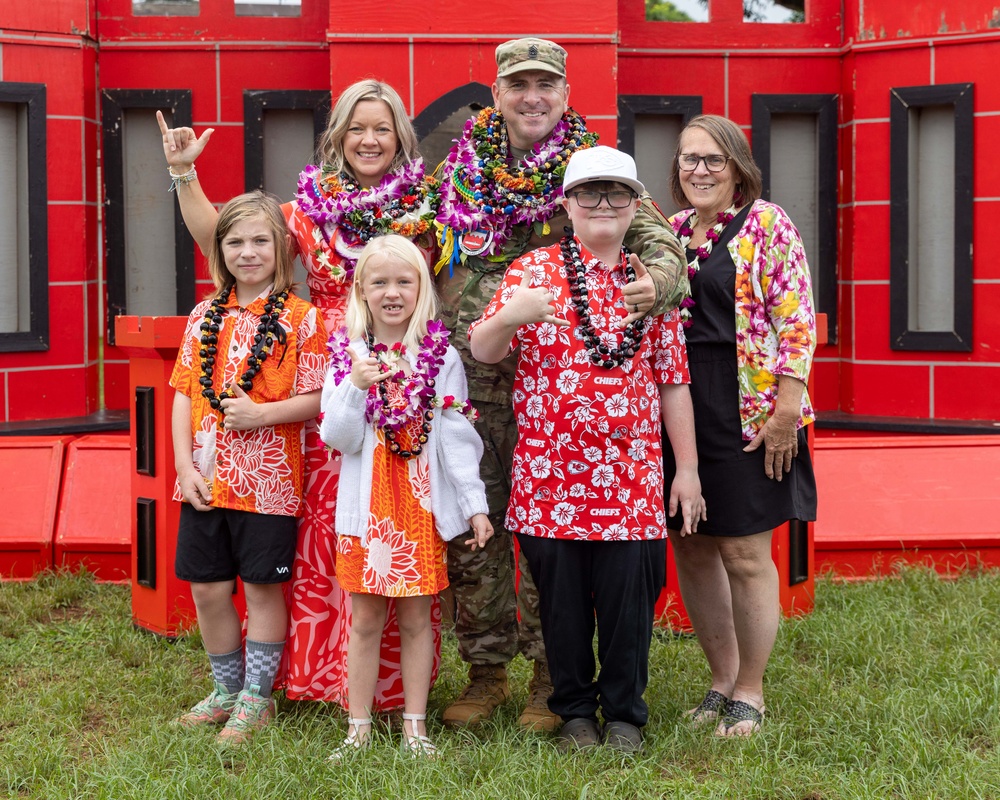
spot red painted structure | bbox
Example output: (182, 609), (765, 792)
(1, 1), (998, 584)
(115, 316), (197, 633)
(3, 0), (999, 424)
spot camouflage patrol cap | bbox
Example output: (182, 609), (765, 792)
(495, 38), (567, 79)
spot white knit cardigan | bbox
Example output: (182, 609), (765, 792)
(320, 339), (488, 542)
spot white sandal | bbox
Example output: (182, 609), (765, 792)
(328, 716), (372, 761)
(401, 712), (437, 758)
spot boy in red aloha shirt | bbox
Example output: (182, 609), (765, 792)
(469, 147), (705, 753)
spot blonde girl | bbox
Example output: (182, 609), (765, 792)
(320, 235), (491, 757)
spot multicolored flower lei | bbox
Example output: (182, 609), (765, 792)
(436, 107), (598, 258)
(295, 159), (440, 282)
(327, 320), (478, 434)
(676, 205), (738, 327)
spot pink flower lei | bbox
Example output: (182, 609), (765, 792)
(295, 159), (439, 282)
(435, 107), (598, 258)
(326, 321), (477, 435)
(676, 204), (738, 328)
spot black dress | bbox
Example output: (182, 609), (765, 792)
(662, 206), (817, 536)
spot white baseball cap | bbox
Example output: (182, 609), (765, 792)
(563, 146), (645, 196)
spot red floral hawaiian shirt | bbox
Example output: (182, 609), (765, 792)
(470, 239), (690, 541)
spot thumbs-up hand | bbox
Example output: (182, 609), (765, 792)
(219, 383), (263, 432)
(347, 345), (392, 391)
(499, 266), (570, 328)
(619, 254), (655, 327)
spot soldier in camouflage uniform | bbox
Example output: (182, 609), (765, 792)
(434, 37), (688, 732)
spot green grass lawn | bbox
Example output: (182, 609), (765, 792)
(2, 568), (999, 799)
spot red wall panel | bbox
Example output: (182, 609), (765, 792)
(837, 203), (855, 287)
(97, 0), (325, 42)
(47, 118), (85, 203)
(44, 285), (90, 369)
(849, 202), (890, 282)
(836, 277), (854, 362)
(936, 39), (1000, 109)
(1, 286), (86, 372)
(845, 362), (931, 418)
(2, 42), (93, 116)
(84, 119), (100, 205)
(103, 361), (131, 412)
(98, 50), (218, 100)
(7, 368), (91, 420)
(727, 54), (841, 121)
(974, 201), (1000, 280)
(620, 53), (728, 113)
(411, 44), (492, 110)
(619, 0), (842, 50)
(859, 2), (1000, 42)
(811, 359), (840, 411)
(973, 116), (1000, 220)
(330, 42), (414, 106)
(217, 50), (329, 118)
(330, 1), (616, 35)
(850, 121), (890, 203)
(850, 283), (893, 363)
(968, 284), (1000, 365)
(2, 2), (95, 36)
(85, 281), (100, 373)
(852, 48), (933, 121)
(83, 203), (99, 283)
(935, 366), (1000, 421)
(617, 53), (704, 98)
(46, 207), (87, 284)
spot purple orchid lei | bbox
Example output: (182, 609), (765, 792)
(435, 107), (598, 258)
(295, 159), (439, 280)
(327, 320), (477, 435)
(676, 204), (738, 328)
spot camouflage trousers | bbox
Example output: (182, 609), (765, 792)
(446, 400), (546, 665)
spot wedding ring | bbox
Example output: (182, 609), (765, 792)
(633, 304), (640, 313)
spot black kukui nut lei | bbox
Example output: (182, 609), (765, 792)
(560, 236), (645, 369)
(199, 287), (288, 426)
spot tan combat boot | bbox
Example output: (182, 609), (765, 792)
(442, 664), (511, 728)
(518, 659), (561, 732)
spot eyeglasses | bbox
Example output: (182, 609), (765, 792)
(677, 154), (731, 173)
(567, 189), (638, 208)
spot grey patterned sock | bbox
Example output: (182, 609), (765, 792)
(208, 646), (245, 695)
(244, 639), (285, 698)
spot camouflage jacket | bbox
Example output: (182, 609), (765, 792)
(438, 198), (688, 405)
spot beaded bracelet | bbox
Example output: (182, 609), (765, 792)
(168, 165), (197, 192)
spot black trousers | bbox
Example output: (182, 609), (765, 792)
(516, 534), (666, 727)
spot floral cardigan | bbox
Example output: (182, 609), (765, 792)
(669, 199), (816, 440)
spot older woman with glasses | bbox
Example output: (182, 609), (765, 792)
(662, 114), (817, 737)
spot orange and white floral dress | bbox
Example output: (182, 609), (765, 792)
(336, 381), (448, 597)
(276, 199), (440, 709)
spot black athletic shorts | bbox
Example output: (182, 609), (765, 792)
(174, 504), (297, 585)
